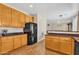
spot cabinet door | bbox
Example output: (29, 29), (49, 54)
(13, 35), (21, 49)
(21, 34), (27, 46)
(19, 12), (26, 23)
(45, 36), (60, 51)
(45, 37), (54, 49)
(59, 36), (74, 54)
(0, 39), (1, 54)
(1, 37), (13, 54)
(29, 16), (33, 22)
(12, 9), (18, 27)
(51, 36), (60, 51)
(1, 4), (12, 27)
(18, 12), (25, 28)
(0, 4), (2, 26)
(26, 15), (30, 23)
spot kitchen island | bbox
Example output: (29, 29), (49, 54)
(45, 31), (79, 55)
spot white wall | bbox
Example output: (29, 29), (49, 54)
(0, 27), (23, 34)
(72, 15), (78, 31)
(37, 6), (47, 42)
(47, 23), (68, 31)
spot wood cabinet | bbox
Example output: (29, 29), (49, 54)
(0, 4), (2, 26)
(59, 36), (74, 54)
(29, 16), (33, 22)
(11, 9), (18, 27)
(1, 4), (12, 27)
(0, 34), (27, 54)
(45, 36), (60, 51)
(13, 34), (27, 49)
(19, 12), (26, 23)
(0, 4), (12, 27)
(0, 36), (13, 54)
(25, 15), (30, 23)
(13, 35), (21, 49)
(21, 34), (27, 46)
(45, 35), (74, 55)
(12, 9), (26, 28)
(0, 4), (34, 28)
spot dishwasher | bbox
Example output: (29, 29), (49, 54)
(74, 37), (79, 55)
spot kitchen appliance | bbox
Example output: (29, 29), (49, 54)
(2, 29), (8, 36)
(23, 22), (37, 45)
(74, 40), (79, 55)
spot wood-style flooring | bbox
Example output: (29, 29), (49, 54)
(4, 40), (62, 55)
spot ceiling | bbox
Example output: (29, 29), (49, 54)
(6, 3), (79, 23)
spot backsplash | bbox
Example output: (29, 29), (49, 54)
(0, 27), (23, 34)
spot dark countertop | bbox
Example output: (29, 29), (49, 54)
(0, 32), (27, 37)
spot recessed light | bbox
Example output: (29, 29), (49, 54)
(59, 15), (63, 17)
(29, 5), (33, 8)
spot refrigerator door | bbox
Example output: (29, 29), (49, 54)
(24, 23), (37, 45)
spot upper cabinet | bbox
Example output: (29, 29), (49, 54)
(0, 4), (12, 27)
(0, 4), (35, 28)
(25, 15), (34, 23)
(29, 16), (34, 22)
(0, 4), (2, 26)
(12, 9), (20, 27)
(25, 15), (30, 23)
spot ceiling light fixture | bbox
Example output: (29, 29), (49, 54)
(59, 15), (63, 17)
(29, 5), (33, 8)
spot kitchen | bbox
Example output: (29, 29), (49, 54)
(0, 3), (37, 54)
(0, 3), (79, 55)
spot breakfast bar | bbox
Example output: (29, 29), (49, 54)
(45, 31), (79, 55)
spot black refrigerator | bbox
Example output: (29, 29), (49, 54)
(23, 22), (37, 45)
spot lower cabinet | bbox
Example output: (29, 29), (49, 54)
(45, 36), (60, 51)
(21, 34), (27, 46)
(0, 34), (27, 54)
(45, 35), (74, 55)
(0, 36), (13, 54)
(59, 36), (74, 55)
(13, 35), (21, 49)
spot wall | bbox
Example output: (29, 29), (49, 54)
(77, 13), (79, 31)
(0, 27), (23, 34)
(72, 15), (78, 31)
(47, 23), (68, 31)
(37, 6), (47, 42)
